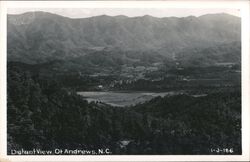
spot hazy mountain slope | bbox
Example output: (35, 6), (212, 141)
(176, 41), (241, 67)
(7, 12), (240, 64)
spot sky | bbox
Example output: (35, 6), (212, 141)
(7, 8), (240, 18)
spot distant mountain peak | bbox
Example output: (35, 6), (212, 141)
(135, 14), (157, 20)
(142, 14), (155, 18)
(92, 14), (112, 18)
(9, 11), (70, 20)
(11, 11), (58, 17)
(114, 15), (129, 19)
(198, 13), (240, 19)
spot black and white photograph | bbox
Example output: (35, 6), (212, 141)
(0, 0), (250, 161)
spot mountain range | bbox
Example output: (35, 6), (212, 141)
(7, 11), (241, 64)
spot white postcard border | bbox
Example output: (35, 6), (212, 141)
(0, 1), (249, 161)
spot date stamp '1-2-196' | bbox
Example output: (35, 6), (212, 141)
(210, 148), (234, 154)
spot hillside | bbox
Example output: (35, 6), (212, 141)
(7, 12), (240, 64)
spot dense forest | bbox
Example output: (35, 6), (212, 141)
(7, 63), (241, 155)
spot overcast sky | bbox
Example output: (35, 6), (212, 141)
(8, 8), (240, 18)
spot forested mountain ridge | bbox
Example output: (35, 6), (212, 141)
(8, 12), (240, 64)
